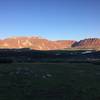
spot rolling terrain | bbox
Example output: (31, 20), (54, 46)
(0, 37), (99, 100)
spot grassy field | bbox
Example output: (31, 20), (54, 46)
(0, 63), (100, 100)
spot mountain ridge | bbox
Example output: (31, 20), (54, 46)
(0, 36), (99, 50)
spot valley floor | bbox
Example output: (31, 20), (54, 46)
(0, 63), (100, 100)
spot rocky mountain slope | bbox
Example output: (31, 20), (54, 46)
(0, 37), (99, 50)
(0, 36), (75, 50)
(72, 38), (100, 50)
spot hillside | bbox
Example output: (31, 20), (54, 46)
(0, 37), (100, 50)
(72, 38), (100, 50)
(0, 36), (75, 50)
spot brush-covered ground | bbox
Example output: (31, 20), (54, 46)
(0, 63), (100, 100)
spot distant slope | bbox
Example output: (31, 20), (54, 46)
(72, 38), (100, 50)
(0, 37), (100, 50)
(0, 36), (75, 50)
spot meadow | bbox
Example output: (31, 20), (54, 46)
(0, 62), (100, 100)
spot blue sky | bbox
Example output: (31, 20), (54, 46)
(0, 0), (100, 40)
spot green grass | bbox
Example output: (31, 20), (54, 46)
(0, 63), (100, 100)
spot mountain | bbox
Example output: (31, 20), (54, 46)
(0, 36), (75, 50)
(0, 37), (99, 50)
(72, 38), (100, 50)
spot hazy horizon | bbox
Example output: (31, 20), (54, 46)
(0, 0), (100, 40)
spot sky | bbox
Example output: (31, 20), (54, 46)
(0, 0), (100, 40)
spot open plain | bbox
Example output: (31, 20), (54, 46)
(0, 62), (100, 100)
